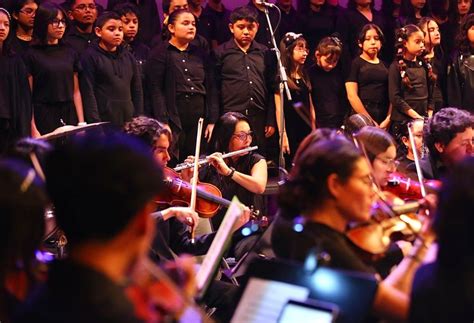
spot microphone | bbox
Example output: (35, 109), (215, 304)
(255, 0), (276, 7)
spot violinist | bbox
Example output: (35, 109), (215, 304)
(410, 156), (474, 323)
(412, 107), (473, 180)
(0, 159), (47, 323)
(16, 131), (164, 322)
(123, 116), (245, 322)
(271, 134), (435, 321)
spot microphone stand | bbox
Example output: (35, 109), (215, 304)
(262, 3), (291, 174)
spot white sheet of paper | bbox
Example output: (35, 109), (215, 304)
(231, 278), (310, 323)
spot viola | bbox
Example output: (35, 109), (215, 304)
(346, 191), (426, 257)
(385, 171), (442, 200)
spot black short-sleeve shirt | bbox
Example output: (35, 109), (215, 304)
(347, 56), (388, 104)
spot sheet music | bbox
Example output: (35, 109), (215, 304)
(196, 196), (243, 296)
(231, 278), (310, 323)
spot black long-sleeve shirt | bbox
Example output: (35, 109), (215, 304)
(64, 25), (97, 56)
(247, 1), (280, 48)
(213, 39), (277, 127)
(388, 59), (432, 122)
(145, 41), (218, 129)
(201, 4), (232, 47)
(80, 41), (143, 126)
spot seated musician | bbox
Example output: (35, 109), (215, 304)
(123, 116), (246, 322)
(181, 112), (267, 259)
(15, 132), (165, 322)
(396, 119), (425, 178)
(0, 159), (47, 322)
(410, 156), (474, 322)
(271, 133), (435, 321)
(414, 107), (473, 180)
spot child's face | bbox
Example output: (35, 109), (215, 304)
(360, 28), (381, 56)
(404, 30), (425, 56)
(14, 0), (37, 29)
(316, 52), (339, 72)
(468, 25), (474, 45)
(169, 0), (189, 13)
(69, 0), (97, 25)
(292, 42), (309, 65)
(422, 20), (440, 47)
(229, 19), (258, 48)
(458, 0), (472, 15)
(410, 0), (426, 9)
(121, 12), (138, 41)
(47, 11), (66, 42)
(96, 19), (123, 49)
(168, 12), (196, 42)
(0, 12), (10, 43)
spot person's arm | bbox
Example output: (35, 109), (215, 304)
(345, 82), (375, 122)
(145, 47), (169, 123)
(309, 92), (316, 130)
(379, 103), (392, 130)
(28, 75), (41, 137)
(79, 53), (101, 123)
(274, 92), (290, 154)
(130, 53), (144, 116)
(73, 72), (85, 124)
(388, 62), (423, 119)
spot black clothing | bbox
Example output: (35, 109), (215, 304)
(409, 262), (474, 323)
(125, 39), (149, 65)
(388, 59), (432, 123)
(407, 154), (447, 180)
(276, 5), (302, 42)
(199, 152), (265, 230)
(9, 36), (30, 55)
(24, 44), (81, 133)
(24, 44), (80, 104)
(194, 7), (212, 47)
(213, 39), (276, 126)
(300, 5), (338, 57)
(80, 42), (143, 126)
(336, 8), (385, 72)
(396, 155), (419, 179)
(15, 260), (142, 323)
(0, 54), (31, 154)
(107, 0), (161, 46)
(347, 56), (389, 123)
(271, 215), (377, 275)
(428, 48), (448, 112)
(247, 1), (280, 48)
(64, 26), (96, 55)
(446, 52), (474, 113)
(201, 4), (232, 47)
(308, 63), (348, 129)
(145, 41), (217, 159)
(283, 79), (312, 167)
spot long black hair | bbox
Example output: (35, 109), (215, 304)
(207, 112), (251, 154)
(457, 13), (474, 55)
(31, 2), (67, 46)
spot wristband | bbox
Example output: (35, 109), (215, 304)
(226, 167), (235, 178)
(78, 122), (87, 126)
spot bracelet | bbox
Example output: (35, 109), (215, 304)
(226, 167), (235, 178)
(78, 122), (87, 126)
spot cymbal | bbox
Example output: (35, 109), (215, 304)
(39, 122), (109, 140)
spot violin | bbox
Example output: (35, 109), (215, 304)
(385, 172), (442, 200)
(346, 191), (426, 257)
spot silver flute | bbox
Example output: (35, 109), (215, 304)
(173, 146), (258, 171)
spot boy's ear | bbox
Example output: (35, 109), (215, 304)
(67, 10), (74, 21)
(94, 26), (101, 38)
(228, 23), (233, 34)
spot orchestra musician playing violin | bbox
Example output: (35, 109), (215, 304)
(16, 131), (165, 323)
(413, 107), (474, 180)
(271, 134), (436, 321)
(396, 118), (425, 178)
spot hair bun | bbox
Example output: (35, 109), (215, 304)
(283, 32), (303, 48)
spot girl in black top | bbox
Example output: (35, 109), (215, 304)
(80, 11), (143, 127)
(146, 9), (217, 161)
(272, 130), (435, 321)
(276, 33), (315, 169)
(0, 7), (32, 154)
(10, 0), (38, 54)
(388, 24), (434, 138)
(397, 0), (430, 27)
(309, 36), (348, 129)
(25, 2), (85, 136)
(346, 24), (391, 127)
(418, 17), (447, 112)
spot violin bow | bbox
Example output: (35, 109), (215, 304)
(189, 118), (205, 243)
(407, 121), (427, 198)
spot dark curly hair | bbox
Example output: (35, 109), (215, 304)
(123, 116), (172, 149)
(424, 107), (474, 160)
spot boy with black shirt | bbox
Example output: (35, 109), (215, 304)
(64, 0), (98, 54)
(80, 11), (143, 127)
(213, 6), (276, 157)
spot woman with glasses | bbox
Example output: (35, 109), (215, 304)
(275, 32), (315, 169)
(183, 112), (267, 235)
(10, 0), (38, 53)
(24, 2), (85, 137)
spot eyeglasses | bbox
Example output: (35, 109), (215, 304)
(375, 157), (400, 170)
(233, 131), (253, 142)
(50, 18), (67, 27)
(73, 4), (97, 11)
(20, 8), (36, 16)
(294, 45), (309, 53)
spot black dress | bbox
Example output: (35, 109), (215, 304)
(346, 56), (389, 124)
(283, 79), (312, 167)
(23, 44), (81, 134)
